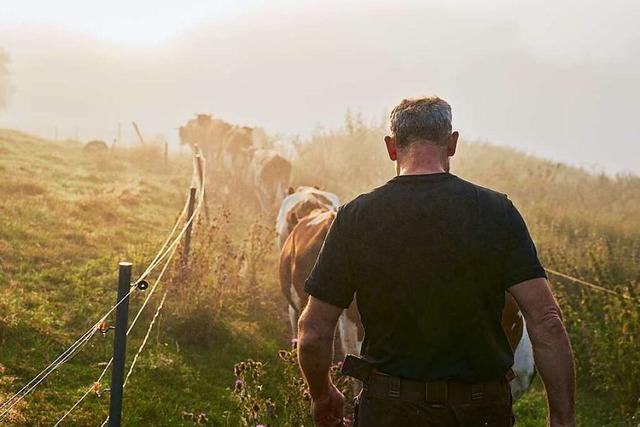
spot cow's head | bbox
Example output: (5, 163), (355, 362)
(196, 114), (212, 126)
(285, 198), (327, 230)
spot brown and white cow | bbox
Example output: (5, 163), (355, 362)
(179, 114), (232, 167)
(275, 186), (340, 248)
(279, 208), (361, 358)
(221, 125), (255, 173)
(179, 115), (260, 177)
(502, 294), (536, 400)
(249, 149), (292, 211)
(280, 207), (535, 400)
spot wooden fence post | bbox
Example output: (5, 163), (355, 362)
(194, 154), (209, 221)
(164, 142), (168, 164)
(108, 262), (132, 427)
(182, 187), (197, 266)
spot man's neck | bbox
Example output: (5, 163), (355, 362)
(397, 165), (447, 176)
(396, 144), (449, 176)
(397, 158), (448, 176)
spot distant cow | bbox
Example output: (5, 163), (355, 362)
(179, 114), (232, 161)
(279, 208), (362, 357)
(84, 140), (108, 151)
(275, 186), (340, 248)
(179, 115), (257, 172)
(249, 149), (292, 211)
(221, 125), (254, 173)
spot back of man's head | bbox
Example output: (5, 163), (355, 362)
(389, 97), (452, 149)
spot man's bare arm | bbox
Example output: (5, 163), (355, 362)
(298, 297), (342, 397)
(297, 297), (345, 427)
(509, 277), (575, 427)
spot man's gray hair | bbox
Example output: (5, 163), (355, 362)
(389, 96), (452, 148)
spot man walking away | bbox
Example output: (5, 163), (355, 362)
(297, 97), (575, 426)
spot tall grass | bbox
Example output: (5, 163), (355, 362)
(288, 118), (640, 424)
(1, 125), (638, 425)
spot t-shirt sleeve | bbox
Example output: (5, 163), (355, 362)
(304, 208), (355, 309)
(503, 199), (547, 289)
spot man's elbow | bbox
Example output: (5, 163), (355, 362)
(298, 314), (322, 348)
(528, 308), (570, 347)
(297, 314), (326, 351)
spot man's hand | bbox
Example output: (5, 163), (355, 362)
(297, 297), (345, 427)
(311, 382), (345, 427)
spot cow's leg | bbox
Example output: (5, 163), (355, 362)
(510, 319), (536, 401)
(255, 186), (268, 212)
(288, 304), (299, 347)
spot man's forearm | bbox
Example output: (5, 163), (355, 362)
(528, 316), (576, 425)
(298, 318), (335, 398)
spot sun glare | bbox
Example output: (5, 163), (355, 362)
(0, 0), (259, 44)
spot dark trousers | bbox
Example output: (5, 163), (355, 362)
(355, 381), (514, 427)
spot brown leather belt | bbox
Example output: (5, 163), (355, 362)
(364, 371), (511, 405)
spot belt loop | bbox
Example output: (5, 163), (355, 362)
(471, 383), (484, 401)
(387, 376), (401, 398)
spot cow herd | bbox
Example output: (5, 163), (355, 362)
(180, 114), (536, 401)
(179, 114), (292, 210)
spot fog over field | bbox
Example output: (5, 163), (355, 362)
(0, 0), (638, 174)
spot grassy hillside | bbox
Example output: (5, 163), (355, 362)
(0, 130), (288, 425)
(0, 126), (638, 426)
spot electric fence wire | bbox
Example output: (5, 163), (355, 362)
(52, 242), (181, 426)
(0, 161), (204, 420)
(97, 189), (206, 427)
(53, 158), (206, 426)
(99, 286), (173, 427)
(545, 267), (638, 303)
(0, 289), (133, 420)
(0, 327), (97, 419)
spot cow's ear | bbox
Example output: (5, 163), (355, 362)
(287, 210), (299, 227)
(287, 186), (295, 195)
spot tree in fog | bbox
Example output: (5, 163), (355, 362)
(0, 50), (9, 111)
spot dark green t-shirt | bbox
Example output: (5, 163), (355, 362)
(305, 173), (546, 383)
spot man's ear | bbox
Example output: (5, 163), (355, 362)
(447, 131), (459, 157)
(384, 135), (398, 161)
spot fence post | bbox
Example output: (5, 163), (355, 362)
(108, 262), (132, 427)
(164, 142), (169, 164)
(195, 154), (209, 221)
(182, 187), (197, 266)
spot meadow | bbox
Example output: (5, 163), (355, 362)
(0, 122), (638, 426)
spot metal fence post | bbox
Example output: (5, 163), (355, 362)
(182, 187), (197, 266)
(108, 262), (132, 427)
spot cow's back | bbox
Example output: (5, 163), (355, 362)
(279, 209), (335, 311)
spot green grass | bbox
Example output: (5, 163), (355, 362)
(0, 130), (289, 425)
(1, 126), (638, 425)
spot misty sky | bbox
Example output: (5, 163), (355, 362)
(0, 0), (638, 174)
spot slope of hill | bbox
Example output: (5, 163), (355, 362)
(0, 127), (638, 425)
(0, 130), (287, 425)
